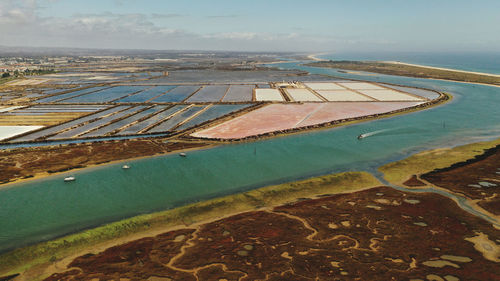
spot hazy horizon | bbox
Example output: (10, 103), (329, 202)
(1, 0), (500, 53)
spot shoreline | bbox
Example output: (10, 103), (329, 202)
(379, 136), (500, 225)
(0, 171), (381, 279)
(0, 140), (215, 189)
(425, 76), (500, 88)
(31, 184), (384, 281)
(307, 61), (500, 87)
(28, 184), (500, 281)
(259, 60), (301, 65)
(4, 133), (500, 279)
(383, 61), (500, 78)
(0, 90), (449, 188)
(379, 137), (500, 185)
(189, 91), (449, 143)
(306, 53), (328, 61)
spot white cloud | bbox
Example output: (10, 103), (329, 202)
(0, 1), (391, 52)
(204, 32), (258, 40)
(0, 0), (333, 51)
(151, 13), (184, 19)
(0, 0), (499, 53)
(0, 0), (37, 24)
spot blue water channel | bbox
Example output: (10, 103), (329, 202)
(0, 62), (500, 253)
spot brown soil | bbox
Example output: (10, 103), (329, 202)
(42, 187), (500, 281)
(421, 144), (500, 215)
(0, 139), (208, 185)
(403, 175), (426, 187)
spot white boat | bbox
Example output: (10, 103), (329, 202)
(179, 152), (187, 157)
(64, 176), (76, 182)
(357, 134), (366, 140)
(122, 165), (130, 169)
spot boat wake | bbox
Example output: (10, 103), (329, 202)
(358, 128), (394, 139)
(357, 126), (431, 140)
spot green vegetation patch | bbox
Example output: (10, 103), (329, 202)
(0, 171), (380, 277)
(379, 138), (500, 185)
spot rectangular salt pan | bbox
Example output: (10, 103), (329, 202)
(22, 105), (107, 110)
(12, 106), (124, 142)
(62, 86), (147, 103)
(176, 104), (251, 131)
(49, 106), (146, 139)
(36, 87), (109, 103)
(185, 85), (229, 102)
(148, 106), (206, 133)
(116, 86), (176, 103)
(255, 89), (284, 102)
(0, 106), (25, 113)
(117, 105), (187, 135)
(316, 90), (374, 101)
(223, 85), (254, 102)
(381, 84), (438, 100)
(304, 82), (345, 90)
(338, 82), (385, 90)
(358, 90), (424, 101)
(0, 126), (44, 141)
(9, 105), (107, 113)
(42, 87), (86, 96)
(285, 88), (323, 102)
(151, 86), (200, 102)
(81, 106), (164, 137)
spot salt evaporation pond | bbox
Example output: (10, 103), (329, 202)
(1, 62), (500, 253)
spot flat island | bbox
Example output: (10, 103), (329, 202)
(307, 60), (500, 86)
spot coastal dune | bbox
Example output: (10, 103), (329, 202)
(384, 61), (500, 78)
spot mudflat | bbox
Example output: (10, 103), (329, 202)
(42, 186), (500, 281)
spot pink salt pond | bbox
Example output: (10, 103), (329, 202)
(191, 102), (423, 139)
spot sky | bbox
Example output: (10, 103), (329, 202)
(1, 0), (500, 52)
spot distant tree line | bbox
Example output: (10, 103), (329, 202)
(1, 68), (56, 79)
(23, 68), (56, 75)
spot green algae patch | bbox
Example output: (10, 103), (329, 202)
(379, 137), (500, 185)
(0, 171), (380, 278)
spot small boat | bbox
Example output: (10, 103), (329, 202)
(64, 176), (76, 182)
(122, 164), (130, 169)
(179, 152), (187, 157)
(357, 134), (365, 140)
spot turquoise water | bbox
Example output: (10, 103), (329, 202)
(1, 63), (500, 253)
(318, 52), (500, 74)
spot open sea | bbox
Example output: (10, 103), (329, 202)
(317, 52), (500, 74)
